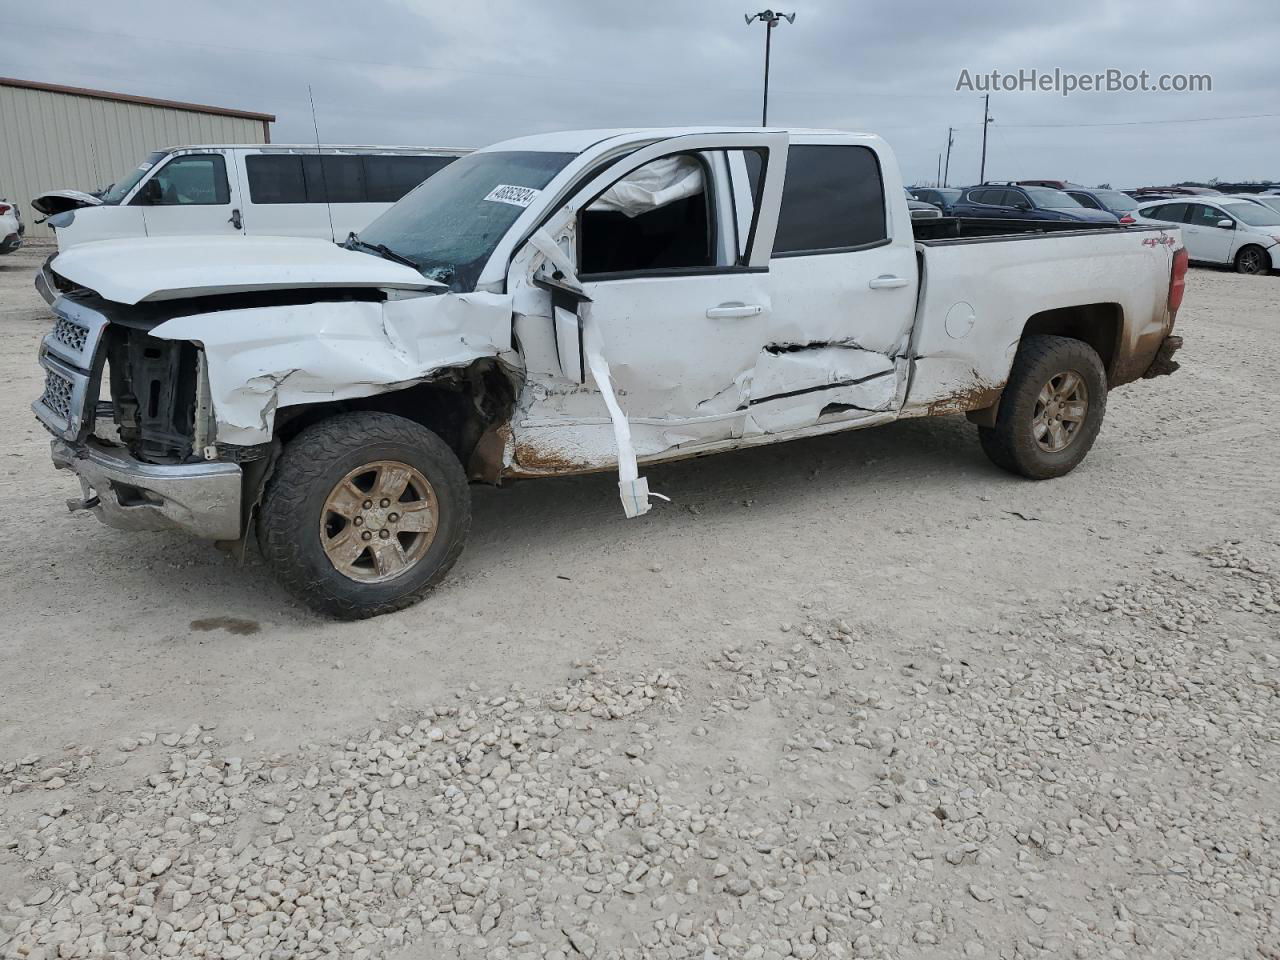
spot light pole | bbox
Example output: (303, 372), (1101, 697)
(979, 95), (993, 183)
(745, 10), (795, 126)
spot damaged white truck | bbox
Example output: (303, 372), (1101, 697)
(34, 127), (1187, 618)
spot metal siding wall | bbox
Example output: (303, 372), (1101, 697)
(0, 85), (266, 238)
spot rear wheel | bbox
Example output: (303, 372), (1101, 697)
(978, 335), (1108, 479)
(258, 412), (471, 619)
(1234, 245), (1269, 275)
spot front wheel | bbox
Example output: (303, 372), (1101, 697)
(258, 412), (471, 619)
(1234, 245), (1270, 275)
(978, 335), (1108, 480)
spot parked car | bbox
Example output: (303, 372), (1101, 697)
(30, 144), (467, 257)
(1064, 187), (1142, 224)
(0, 198), (23, 254)
(950, 184), (1119, 223)
(905, 190), (942, 220)
(908, 187), (963, 214)
(33, 126), (1186, 618)
(1133, 196), (1280, 274)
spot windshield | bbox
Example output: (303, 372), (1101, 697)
(1251, 196), (1280, 216)
(99, 151), (168, 205)
(358, 150), (576, 290)
(1091, 190), (1139, 211)
(1025, 186), (1082, 209)
(1222, 201), (1280, 226)
(934, 189), (961, 203)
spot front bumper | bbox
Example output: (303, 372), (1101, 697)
(35, 255), (58, 305)
(52, 438), (243, 541)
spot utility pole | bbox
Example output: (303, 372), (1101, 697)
(943, 126), (954, 186)
(979, 95), (992, 183)
(745, 10), (796, 126)
(936, 153), (942, 188)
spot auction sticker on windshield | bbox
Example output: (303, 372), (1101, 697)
(483, 184), (541, 207)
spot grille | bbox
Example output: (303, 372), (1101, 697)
(52, 316), (89, 353)
(40, 368), (74, 423)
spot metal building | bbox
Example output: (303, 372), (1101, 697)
(0, 77), (274, 238)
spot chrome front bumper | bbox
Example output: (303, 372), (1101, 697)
(52, 438), (243, 541)
(35, 255), (57, 305)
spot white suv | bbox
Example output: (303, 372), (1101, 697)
(0, 198), (22, 254)
(1134, 196), (1280, 274)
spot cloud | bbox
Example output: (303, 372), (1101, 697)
(5, 0), (1277, 187)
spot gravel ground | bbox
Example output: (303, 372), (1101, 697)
(0, 242), (1277, 959)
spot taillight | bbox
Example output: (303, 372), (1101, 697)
(1118, 214), (1135, 224)
(0, 204), (10, 216)
(1168, 247), (1188, 318)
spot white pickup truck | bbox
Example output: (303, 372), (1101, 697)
(33, 127), (1186, 618)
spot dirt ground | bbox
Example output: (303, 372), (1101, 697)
(1, 240), (1277, 959)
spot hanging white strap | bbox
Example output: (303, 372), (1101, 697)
(528, 229), (666, 519)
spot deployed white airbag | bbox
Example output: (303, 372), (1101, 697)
(589, 156), (704, 218)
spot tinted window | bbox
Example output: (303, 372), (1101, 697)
(1185, 203), (1221, 226)
(304, 155), (365, 204)
(1068, 191), (1101, 209)
(970, 188), (1004, 204)
(365, 155), (456, 203)
(773, 145), (886, 254)
(1149, 202), (1189, 223)
(141, 154), (229, 206)
(246, 155), (307, 204)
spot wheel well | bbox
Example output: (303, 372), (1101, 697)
(272, 361), (517, 474)
(1021, 303), (1123, 384)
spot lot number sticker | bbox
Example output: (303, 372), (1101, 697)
(483, 184), (541, 207)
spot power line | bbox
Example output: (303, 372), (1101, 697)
(999, 112), (1280, 129)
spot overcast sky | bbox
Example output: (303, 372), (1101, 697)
(6, 0), (1278, 188)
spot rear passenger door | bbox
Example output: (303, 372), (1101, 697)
(1182, 203), (1234, 263)
(134, 151), (245, 238)
(744, 137), (918, 434)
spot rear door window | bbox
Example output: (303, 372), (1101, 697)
(773, 144), (886, 255)
(1150, 202), (1190, 223)
(303, 156), (365, 204)
(245, 155), (307, 204)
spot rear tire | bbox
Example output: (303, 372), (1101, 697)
(1234, 245), (1269, 275)
(258, 412), (471, 619)
(978, 335), (1108, 480)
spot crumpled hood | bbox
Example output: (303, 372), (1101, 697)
(31, 189), (102, 217)
(50, 235), (442, 305)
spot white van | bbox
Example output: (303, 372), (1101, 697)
(32, 145), (467, 253)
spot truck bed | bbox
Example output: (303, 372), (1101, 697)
(902, 220), (1182, 417)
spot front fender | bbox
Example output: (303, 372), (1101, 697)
(150, 292), (515, 445)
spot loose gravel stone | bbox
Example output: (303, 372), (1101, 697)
(0, 543), (1276, 960)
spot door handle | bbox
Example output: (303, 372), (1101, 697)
(228, 208), (242, 230)
(868, 275), (909, 290)
(706, 302), (763, 319)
